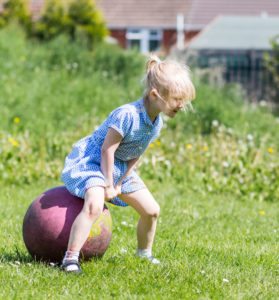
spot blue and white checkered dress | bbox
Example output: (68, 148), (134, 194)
(61, 98), (163, 207)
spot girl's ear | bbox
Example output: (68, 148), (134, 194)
(149, 88), (158, 99)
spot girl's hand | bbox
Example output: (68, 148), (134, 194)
(104, 186), (117, 200)
(104, 185), (121, 200)
(114, 184), (122, 196)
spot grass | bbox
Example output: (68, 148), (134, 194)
(0, 180), (278, 299)
(0, 24), (278, 299)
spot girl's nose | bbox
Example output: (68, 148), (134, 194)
(177, 101), (184, 109)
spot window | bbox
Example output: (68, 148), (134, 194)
(126, 29), (162, 53)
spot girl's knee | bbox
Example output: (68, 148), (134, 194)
(84, 187), (104, 219)
(83, 199), (103, 219)
(144, 203), (160, 219)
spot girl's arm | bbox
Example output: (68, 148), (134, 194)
(101, 128), (122, 197)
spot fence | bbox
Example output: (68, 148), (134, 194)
(184, 49), (278, 103)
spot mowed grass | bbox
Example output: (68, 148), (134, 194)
(0, 178), (278, 299)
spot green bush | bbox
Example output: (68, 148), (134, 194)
(29, 0), (107, 47)
(0, 0), (31, 29)
(92, 43), (145, 82)
(29, 0), (68, 40)
(67, 0), (108, 47)
(25, 32), (145, 82)
(264, 35), (279, 104)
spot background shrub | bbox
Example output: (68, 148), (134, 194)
(264, 35), (279, 104)
(29, 0), (68, 40)
(0, 0), (107, 47)
(29, 0), (107, 47)
(0, 0), (31, 29)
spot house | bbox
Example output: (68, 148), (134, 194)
(185, 15), (279, 101)
(96, 0), (191, 53)
(96, 0), (279, 53)
(1, 0), (279, 53)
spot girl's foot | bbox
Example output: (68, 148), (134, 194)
(136, 249), (160, 264)
(144, 256), (160, 264)
(61, 260), (82, 274)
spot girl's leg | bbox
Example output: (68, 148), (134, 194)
(62, 186), (105, 272)
(120, 188), (160, 263)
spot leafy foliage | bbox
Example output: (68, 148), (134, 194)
(67, 0), (108, 46)
(0, 0), (31, 29)
(0, 0), (108, 47)
(264, 35), (279, 103)
(29, 0), (68, 40)
(30, 0), (107, 46)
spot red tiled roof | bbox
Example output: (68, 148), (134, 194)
(1, 0), (278, 31)
(96, 0), (191, 29)
(186, 0), (279, 30)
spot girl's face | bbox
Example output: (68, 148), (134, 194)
(154, 91), (186, 118)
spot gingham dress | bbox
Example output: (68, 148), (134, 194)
(61, 98), (163, 207)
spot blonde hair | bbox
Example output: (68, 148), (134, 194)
(143, 55), (196, 108)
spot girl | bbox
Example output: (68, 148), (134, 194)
(61, 55), (196, 273)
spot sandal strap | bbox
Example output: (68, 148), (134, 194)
(61, 260), (82, 273)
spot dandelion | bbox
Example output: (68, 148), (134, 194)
(149, 143), (155, 149)
(259, 100), (267, 107)
(227, 128), (234, 135)
(267, 147), (274, 154)
(72, 62), (78, 69)
(156, 140), (161, 146)
(186, 143), (192, 150)
(247, 134), (253, 142)
(8, 137), (19, 147)
(212, 120), (219, 127)
(259, 210), (265, 216)
(222, 161), (229, 168)
(202, 145), (208, 152)
(238, 177), (244, 184)
(164, 160), (172, 168)
(13, 117), (20, 124)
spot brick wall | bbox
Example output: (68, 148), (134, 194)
(110, 29), (127, 48)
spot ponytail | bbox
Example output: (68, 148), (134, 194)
(146, 55), (161, 72)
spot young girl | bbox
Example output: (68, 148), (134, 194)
(61, 55), (196, 273)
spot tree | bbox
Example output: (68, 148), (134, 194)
(264, 35), (279, 103)
(30, 0), (68, 40)
(0, 0), (31, 29)
(30, 0), (108, 47)
(67, 0), (108, 47)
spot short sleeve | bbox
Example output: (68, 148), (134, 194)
(107, 108), (133, 138)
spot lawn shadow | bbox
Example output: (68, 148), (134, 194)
(0, 246), (33, 264)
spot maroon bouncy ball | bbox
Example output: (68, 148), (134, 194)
(22, 186), (112, 262)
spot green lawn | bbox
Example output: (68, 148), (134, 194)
(0, 178), (278, 299)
